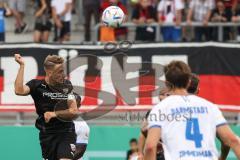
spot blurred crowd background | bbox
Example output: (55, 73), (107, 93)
(0, 0), (240, 43)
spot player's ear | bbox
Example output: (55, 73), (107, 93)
(186, 79), (191, 90)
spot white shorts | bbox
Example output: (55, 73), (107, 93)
(8, 0), (26, 12)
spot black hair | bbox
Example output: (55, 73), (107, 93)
(129, 138), (138, 144)
(187, 73), (200, 94)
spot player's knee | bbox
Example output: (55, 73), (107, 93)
(144, 142), (157, 153)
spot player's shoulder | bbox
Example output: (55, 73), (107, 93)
(27, 79), (45, 86)
(189, 95), (219, 110)
(190, 95), (215, 105)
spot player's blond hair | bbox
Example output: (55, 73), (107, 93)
(44, 55), (64, 70)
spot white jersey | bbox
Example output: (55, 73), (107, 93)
(148, 95), (227, 160)
(74, 121), (90, 160)
(74, 121), (90, 145)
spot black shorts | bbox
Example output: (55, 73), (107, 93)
(34, 21), (52, 32)
(55, 21), (71, 39)
(39, 132), (76, 160)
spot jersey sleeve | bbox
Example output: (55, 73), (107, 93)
(212, 105), (227, 127)
(25, 79), (38, 95)
(148, 103), (166, 129)
(75, 122), (90, 144)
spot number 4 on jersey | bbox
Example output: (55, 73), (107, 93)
(185, 118), (203, 148)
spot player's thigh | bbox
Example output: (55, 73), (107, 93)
(57, 132), (76, 159)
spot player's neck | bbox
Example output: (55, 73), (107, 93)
(45, 76), (50, 85)
(171, 88), (188, 96)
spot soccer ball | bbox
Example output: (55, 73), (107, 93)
(102, 6), (125, 28)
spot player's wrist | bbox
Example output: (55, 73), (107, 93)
(19, 63), (25, 67)
(51, 112), (57, 118)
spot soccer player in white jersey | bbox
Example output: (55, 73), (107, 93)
(144, 61), (240, 160)
(73, 120), (90, 160)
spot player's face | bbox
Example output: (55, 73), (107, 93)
(48, 64), (65, 85)
(130, 142), (138, 152)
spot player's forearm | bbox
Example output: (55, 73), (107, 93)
(14, 65), (25, 94)
(219, 139), (230, 160)
(55, 108), (79, 120)
(55, 97), (79, 120)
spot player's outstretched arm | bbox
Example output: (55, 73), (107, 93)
(14, 54), (30, 96)
(217, 134), (230, 160)
(217, 124), (240, 159)
(144, 127), (161, 160)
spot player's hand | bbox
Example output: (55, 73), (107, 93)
(44, 112), (56, 123)
(14, 54), (24, 66)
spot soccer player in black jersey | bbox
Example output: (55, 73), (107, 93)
(14, 54), (79, 160)
(138, 88), (169, 160)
